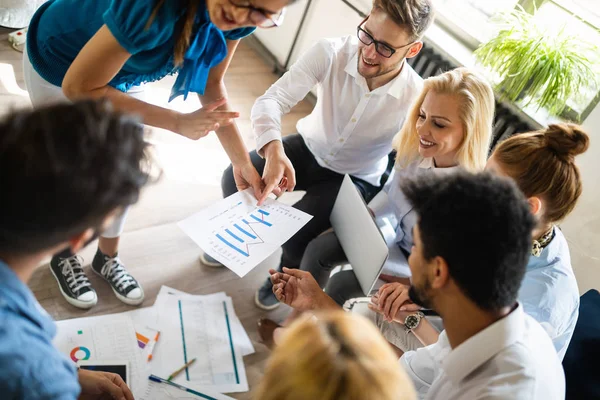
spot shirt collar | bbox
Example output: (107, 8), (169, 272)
(441, 303), (526, 384)
(418, 157), (462, 172)
(344, 48), (411, 99)
(527, 227), (564, 271)
(0, 259), (56, 337)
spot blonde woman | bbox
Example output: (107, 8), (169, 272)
(254, 311), (416, 400)
(258, 67), (495, 346)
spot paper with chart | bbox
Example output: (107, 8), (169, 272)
(154, 285), (254, 356)
(54, 315), (145, 394)
(151, 295), (249, 393)
(178, 188), (312, 277)
(139, 380), (235, 400)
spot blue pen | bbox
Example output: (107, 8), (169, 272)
(148, 375), (218, 400)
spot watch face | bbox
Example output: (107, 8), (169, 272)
(405, 315), (419, 329)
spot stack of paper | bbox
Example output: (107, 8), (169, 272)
(53, 286), (253, 399)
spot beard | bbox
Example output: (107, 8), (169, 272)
(356, 48), (407, 80)
(408, 278), (434, 310)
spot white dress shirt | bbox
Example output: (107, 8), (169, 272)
(400, 303), (566, 400)
(519, 227), (580, 360)
(369, 158), (460, 278)
(251, 35), (423, 186)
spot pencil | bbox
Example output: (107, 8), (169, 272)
(167, 358), (197, 381)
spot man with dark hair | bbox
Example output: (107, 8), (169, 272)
(214, 0), (434, 312)
(0, 100), (150, 399)
(270, 171), (565, 399)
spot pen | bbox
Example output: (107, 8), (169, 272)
(167, 358), (197, 381)
(148, 375), (218, 400)
(147, 331), (161, 361)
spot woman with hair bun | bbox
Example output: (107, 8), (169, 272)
(361, 123), (589, 360)
(486, 122), (589, 360)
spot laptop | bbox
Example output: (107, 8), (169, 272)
(330, 175), (389, 296)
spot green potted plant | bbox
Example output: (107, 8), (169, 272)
(474, 6), (599, 120)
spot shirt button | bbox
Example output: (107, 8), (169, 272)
(365, 93), (371, 98)
(351, 118), (357, 123)
(330, 152), (334, 156)
(339, 138), (345, 142)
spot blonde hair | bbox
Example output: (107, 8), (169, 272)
(254, 312), (416, 400)
(393, 67), (495, 171)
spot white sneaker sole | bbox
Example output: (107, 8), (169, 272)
(91, 267), (145, 306)
(199, 253), (224, 268)
(254, 289), (280, 311)
(49, 265), (97, 309)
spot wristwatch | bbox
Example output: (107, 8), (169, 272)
(404, 311), (425, 333)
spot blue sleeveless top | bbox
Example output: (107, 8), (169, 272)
(27, 0), (255, 101)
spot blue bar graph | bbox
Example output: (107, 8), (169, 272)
(257, 209), (270, 216)
(216, 234), (249, 257)
(250, 214), (273, 227)
(225, 229), (243, 243)
(242, 219), (250, 225)
(234, 223), (257, 239)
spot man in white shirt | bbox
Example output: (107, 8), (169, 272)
(211, 0), (434, 310)
(270, 171), (566, 399)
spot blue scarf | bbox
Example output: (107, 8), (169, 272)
(169, 8), (228, 102)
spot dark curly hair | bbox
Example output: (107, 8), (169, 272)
(401, 170), (535, 311)
(0, 100), (154, 255)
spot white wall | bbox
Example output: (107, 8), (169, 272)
(560, 104), (600, 294)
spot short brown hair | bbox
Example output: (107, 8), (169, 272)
(373, 0), (435, 40)
(493, 123), (590, 224)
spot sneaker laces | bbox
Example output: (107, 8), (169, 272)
(100, 256), (136, 292)
(59, 255), (91, 293)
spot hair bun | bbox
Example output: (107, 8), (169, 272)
(544, 123), (590, 161)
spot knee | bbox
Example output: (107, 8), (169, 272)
(290, 234), (327, 269)
(221, 164), (236, 197)
(326, 271), (362, 306)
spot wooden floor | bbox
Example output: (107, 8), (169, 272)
(0, 27), (313, 399)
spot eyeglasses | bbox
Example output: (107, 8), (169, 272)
(357, 17), (414, 58)
(228, 0), (286, 29)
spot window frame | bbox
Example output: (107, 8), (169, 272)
(435, 0), (600, 122)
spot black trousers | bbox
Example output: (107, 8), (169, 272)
(221, 134), (381, 272)
(299, 230), (364, 306)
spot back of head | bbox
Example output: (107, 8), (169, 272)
(492, 123), (590, 224)
(373, 0), (435, 40)
(0, 100), (152, 256)
(254, 312), (416, 400)
(401, 171), (535, 311)
(394, 67), (495, 171)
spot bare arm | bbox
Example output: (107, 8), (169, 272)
(411, 318), (440, 347)
(200, 40), (251, 167)
(199, 39), (264, 201)
(62, 25), (238, 138)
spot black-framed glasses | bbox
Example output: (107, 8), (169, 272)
(228, 0), (286, 28)
(357, 17), (414, 58)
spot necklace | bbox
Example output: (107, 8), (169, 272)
(532, 226), (555, 257)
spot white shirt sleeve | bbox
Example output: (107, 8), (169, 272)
(400, 339), (448, 399)
(251, 39), (334, 155)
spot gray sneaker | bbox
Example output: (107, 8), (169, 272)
(200, 252), (224, 267)
(254, 278), (280, 310)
